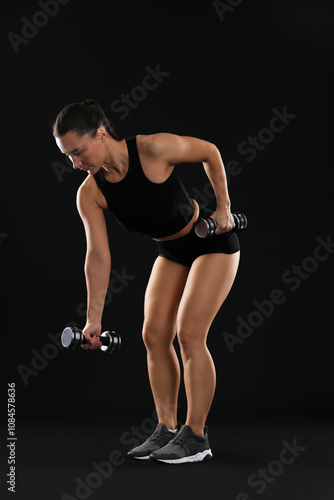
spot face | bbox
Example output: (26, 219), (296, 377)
(55, 129), (107, 175)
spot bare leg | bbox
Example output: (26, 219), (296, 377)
(176, 252), (240, 436)
(142, 256), (189, 430)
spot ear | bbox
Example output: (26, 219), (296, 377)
(96, 127), (108, 143)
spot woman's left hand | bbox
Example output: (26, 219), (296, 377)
(210, 207), (235, 235)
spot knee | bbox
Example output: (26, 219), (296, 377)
(142, 322), (174, 351)
(177, 320), (208, 356)
(142, 323), (158, 351)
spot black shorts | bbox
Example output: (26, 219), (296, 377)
(155, 204), (240, 268)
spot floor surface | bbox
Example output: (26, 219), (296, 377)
(2, 413), (333, 500)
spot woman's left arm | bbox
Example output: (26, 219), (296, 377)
(147, 133), (235, 234)
(201, 146), (235, 234)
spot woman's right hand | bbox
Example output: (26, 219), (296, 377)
(81, 322), (102, 350)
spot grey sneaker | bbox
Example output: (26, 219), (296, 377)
(127, 422), (181, 460)
(149, 424), (213, 464)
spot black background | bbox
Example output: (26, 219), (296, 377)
(1, 1), (334, 499)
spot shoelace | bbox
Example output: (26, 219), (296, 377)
(148, 430), (168, 445)
(170, 433), (188, 447)
(148, 431), (160, 442)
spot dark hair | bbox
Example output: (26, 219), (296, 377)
(53, 99), (122, 141)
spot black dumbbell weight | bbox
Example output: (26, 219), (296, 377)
(195, 213), (247, 238)
(61, 326), (121, 353)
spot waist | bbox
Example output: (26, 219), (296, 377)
(152, 199), (200, 242)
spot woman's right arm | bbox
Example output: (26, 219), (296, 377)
(76, 182), (111, 349)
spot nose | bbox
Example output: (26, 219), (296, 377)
(69, 156), (82, 170)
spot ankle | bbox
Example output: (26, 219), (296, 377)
(186, 423), (205, 437)
(160, 420), (178, 431)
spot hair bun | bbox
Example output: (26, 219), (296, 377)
(81, 99), (96, 106)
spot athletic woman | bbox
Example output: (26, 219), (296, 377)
(53, 99), (240, 464)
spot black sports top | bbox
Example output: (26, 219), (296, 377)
(93, 136), (195, 238)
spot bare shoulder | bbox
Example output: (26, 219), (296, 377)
(76, 175), (108, 211)
(76, 175), (96, 201)
(136, 132), (216, 167)
(137, 133), (181, 160)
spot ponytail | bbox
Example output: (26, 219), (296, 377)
(53, 98), (122, 141)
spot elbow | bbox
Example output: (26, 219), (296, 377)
(210, 143), (220, 158)
(203, 143), (220, 164)
(85, 249), (111, 267)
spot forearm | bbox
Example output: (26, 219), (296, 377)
(84, 250), (111, 324)
(202, 146), (231, 210)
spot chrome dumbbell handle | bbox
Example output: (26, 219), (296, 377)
(61, 326), (121, 353)
(195, 213), (247, 238)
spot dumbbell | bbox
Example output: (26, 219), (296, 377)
(195, 213), (247, 238)
(61, 326), (121, 353)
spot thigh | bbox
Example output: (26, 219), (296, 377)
(143, 256), (190, 341)
(177, 252), (240, 338)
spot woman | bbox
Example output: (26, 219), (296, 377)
(53, 99), (240, 464)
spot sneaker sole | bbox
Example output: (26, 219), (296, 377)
(128, 454), (151, 460)
(152, 449), (213, 464)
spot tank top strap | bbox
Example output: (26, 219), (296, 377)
(125, 135), (143, 181)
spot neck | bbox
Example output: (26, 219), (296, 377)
(101, 136), (128, 175)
